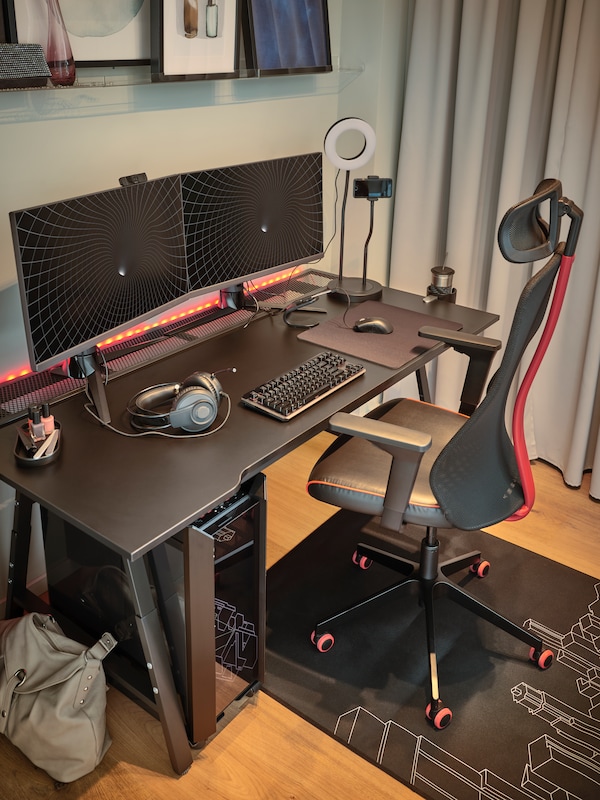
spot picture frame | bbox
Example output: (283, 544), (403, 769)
(5, 0), (151, 67)
(151, 0), (241, 82)
(245, 0), (331, 76)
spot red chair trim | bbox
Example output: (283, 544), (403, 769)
(507, 253), (575, 521)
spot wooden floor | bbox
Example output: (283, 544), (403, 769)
(2, 433), (598, 799)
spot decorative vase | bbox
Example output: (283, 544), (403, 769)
(45, 0), (76, 86)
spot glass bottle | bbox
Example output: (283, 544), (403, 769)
(45, 0), (76, 86)
(206, 0), (218, 38)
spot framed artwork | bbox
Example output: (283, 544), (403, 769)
(245, 0), (331, 75)
(5, 0), (151, 67)
(151, 0), (240, 82)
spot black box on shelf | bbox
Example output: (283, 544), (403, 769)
(0, 44), (51, 89)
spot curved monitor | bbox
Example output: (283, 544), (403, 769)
(182, 152), (323, 292)
(10, 153), (323, 373)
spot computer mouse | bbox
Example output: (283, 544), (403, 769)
(353, 316), (394, 334)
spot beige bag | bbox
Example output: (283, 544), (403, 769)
(0, 613), (117, 783)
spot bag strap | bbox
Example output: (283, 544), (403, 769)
(86, 632), (118, 662)
(73, 632), (117, 710)
(0, 668), (26, 735)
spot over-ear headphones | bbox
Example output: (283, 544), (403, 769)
(127, 371), (225, 432)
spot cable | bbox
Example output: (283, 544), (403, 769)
(239, 285), (262, 329)
(282, 289), (331, 328)
(362, 199), (375, 281)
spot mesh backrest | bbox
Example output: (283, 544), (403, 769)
(498, 178), (561, 262)
(429, 251), (562, 529)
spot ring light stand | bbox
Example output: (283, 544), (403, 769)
(324, 118), (382, 302)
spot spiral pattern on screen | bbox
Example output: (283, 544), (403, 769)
(13, 176), (187, 367)
(183, 153), (322, 290)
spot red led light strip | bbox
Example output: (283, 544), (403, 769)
(1, 269), (297, 385)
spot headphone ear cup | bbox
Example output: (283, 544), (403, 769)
(128, 383), (180, 429)
(169, 384), (220, 432)
(208, 375), (223, 400)
(180, 372), (223, 404)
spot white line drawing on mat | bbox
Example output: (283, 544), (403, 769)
(330, 583), (600, 800)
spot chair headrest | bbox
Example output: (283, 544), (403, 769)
(497, 178), (562, 263)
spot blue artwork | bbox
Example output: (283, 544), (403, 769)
(250, 0), (330, 71)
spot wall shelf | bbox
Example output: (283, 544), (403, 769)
(0, 63), (363, 125)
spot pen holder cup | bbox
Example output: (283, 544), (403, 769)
(15, 421), (61, 467)
(426, 266), (457, 304)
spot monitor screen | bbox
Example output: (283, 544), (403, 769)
(182, 152), (323, 291)
(11, 175), (188, 372)
(10, 153), (323, 374)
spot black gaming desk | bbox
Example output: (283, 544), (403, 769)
(0, 285), (497, 775)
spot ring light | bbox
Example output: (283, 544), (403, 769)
(323, 117), (383, 302)
(324, 118), (377, 172)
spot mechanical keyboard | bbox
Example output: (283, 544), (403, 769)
(241, 351), (366, 421)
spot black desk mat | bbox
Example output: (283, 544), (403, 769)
(298, 301), (462, 368)
(265, 513), (599, 800)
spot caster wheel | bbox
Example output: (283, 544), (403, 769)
(529, 647), (554, 669)
(352, 550), (372, 570)
(469, 559), (490, 578)
(425, 702), (453, 730)
(311, 630), (334, 653)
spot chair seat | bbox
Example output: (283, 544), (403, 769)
(307, 398), (467, 529)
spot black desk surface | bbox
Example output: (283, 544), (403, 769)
(0, 287), (497, 561)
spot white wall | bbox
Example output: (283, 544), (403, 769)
(0, 1), (406, 604)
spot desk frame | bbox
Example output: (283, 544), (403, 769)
(6, 496), (195, 775)
(0, 286), (497, 774)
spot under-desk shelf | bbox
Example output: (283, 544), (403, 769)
(0, 63), (363, 125)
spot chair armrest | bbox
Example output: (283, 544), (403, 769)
(329, 412), (431, 531)
(418, 326), (502, 353)
(329, 412), (431, 452)
(418, 326), (502, 415)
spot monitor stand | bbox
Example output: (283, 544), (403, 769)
(219, 284), (247, 310)
(68, 348), (111, 425)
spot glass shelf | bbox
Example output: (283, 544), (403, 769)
(0, 63), (363, 125)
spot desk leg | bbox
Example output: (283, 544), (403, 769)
(5, 491), (34, 618)
(416, 366), (432, 403)
(124, 558), (193, 776)
(147, 545), (188, 716)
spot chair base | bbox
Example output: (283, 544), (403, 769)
(311, 527), (552, 728)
